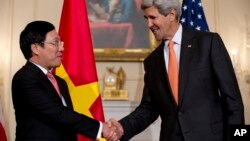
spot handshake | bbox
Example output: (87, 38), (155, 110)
(102, 118), (124, 141)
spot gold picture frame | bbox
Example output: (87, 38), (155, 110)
(87, 0), (157, 62)
(94, 45), (154, 62)
(94, 48), (151, 62)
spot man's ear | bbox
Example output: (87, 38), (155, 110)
(169, 9), (177, 21)
(31, 43), (39, 55)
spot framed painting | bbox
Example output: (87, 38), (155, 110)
(86, 0), (156, 61)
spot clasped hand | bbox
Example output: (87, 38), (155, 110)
(102, 118), (124, 141)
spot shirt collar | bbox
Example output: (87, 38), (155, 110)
(172, 24), (182, 45)
(29, 61), (51, 74)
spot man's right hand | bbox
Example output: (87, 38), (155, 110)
(108, 118), (124, 140)
(102, 121), (119, 141)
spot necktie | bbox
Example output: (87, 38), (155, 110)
(168, 40), (179, 104)
(46, 72), (62, 97)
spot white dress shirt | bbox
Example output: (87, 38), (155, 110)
(164, 24), (183, 72)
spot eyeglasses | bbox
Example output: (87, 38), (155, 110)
(41, 40), (64, 48)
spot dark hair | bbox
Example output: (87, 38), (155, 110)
(19, 21), (55, 60)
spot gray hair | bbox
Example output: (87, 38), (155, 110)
(141, 0), (181, 18)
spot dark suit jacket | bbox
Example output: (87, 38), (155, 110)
(119, 27), (245, 141)
(12, 61), (100, 141)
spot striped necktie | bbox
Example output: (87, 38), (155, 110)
(46, 72), (62, 97)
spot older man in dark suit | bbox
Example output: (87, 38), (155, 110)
(109, 0), (245, 141)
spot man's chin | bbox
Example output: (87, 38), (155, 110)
(155, 37), (162, 41)
(54, 62), (62, 68)
(153, 35), (162, 41)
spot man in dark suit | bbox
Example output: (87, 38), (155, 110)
(12, 21), (119, 141)
(109, 0), (245, 141)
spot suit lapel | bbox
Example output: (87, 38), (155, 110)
(56, 77), (73, 108)
(178, 28), (195, 106)
(25, 62), (71, 106)
(153, 42), (177, 106)
(157, 42), (169, 84)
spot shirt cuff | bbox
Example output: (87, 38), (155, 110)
(96, 121), (102, 139)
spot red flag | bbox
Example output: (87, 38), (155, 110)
(56, 0), (105, 140)
(0, 98), (7, 141)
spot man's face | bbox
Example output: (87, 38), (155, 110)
(33, 30), (64, 70)
(143, 6), (172, 41)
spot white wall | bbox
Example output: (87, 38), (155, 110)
(0, 0), (250, 140)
